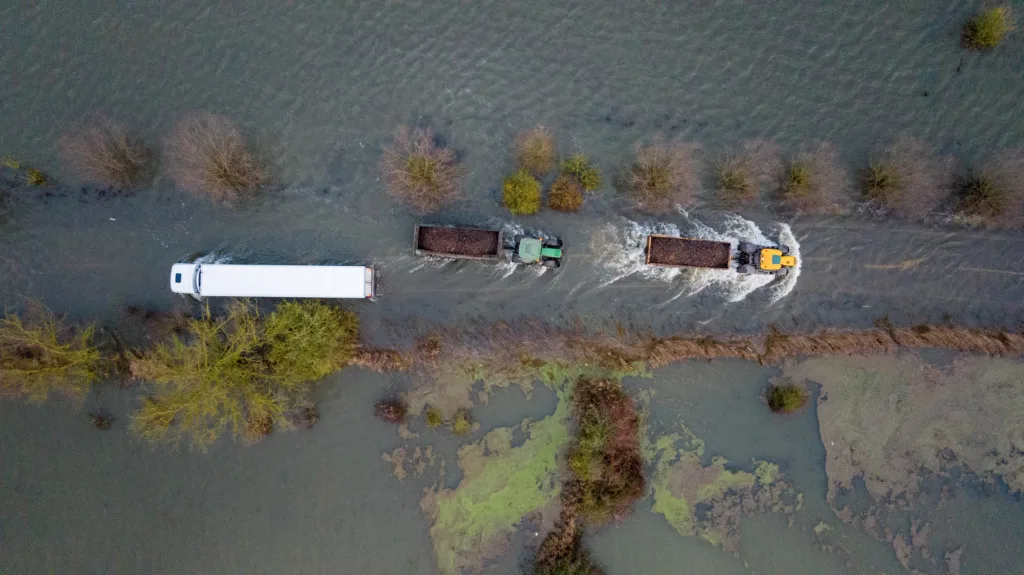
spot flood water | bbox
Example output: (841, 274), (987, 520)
(1, 1), (1024, 574)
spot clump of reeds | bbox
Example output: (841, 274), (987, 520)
(561, 154), (602, 192)
(164, 113), (266, 201)
(963, 6), (1013, 50)
(714, 140), (782, 208)
(130, 300), (359, 450)
(778, 142), (850, 214)
(503, 168), (542, 215)
(89, 408), (115, 430)
(2, 157), (49, 187)
(766, 383), (809, 414)
(862, 135), (953, 219)
(425, 406), (443, 428)
(625, 138), (700, 213)
(452, 408), (474, 435)
(375, 397), (408, 424)
(957, 149), (1024, 228)
(514, 125), (556, 177)
(59, 117), (152, 188)
(0, 305), (104, 403)
(380, 126), (464, 213)
(567, 379), (644, 524)
(531, 513), (604, 575)
(548, 174), (585, 212)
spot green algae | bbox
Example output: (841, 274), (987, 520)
(423, 390), (571, 575)
(649, 423), (799, 551)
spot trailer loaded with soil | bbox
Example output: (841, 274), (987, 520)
(645, 234), (796, 277)
(415, 225), (564, 268)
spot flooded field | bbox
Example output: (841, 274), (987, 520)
(2, 0), (1024, 574)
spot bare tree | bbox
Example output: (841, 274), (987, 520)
(778, 142), (851, 214)
(59, 116), (152, 188)
(863, 135), (954, 220)
(380, 126), (464, 213)
(164, 113), (266, 201)
(625, 137), (701, 214)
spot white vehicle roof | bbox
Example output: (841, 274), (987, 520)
(170, 263), (373, 299)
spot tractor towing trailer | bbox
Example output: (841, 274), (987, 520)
(170, 263), (376, 299)
(414, 225), (563, 267)
(645, 235), (796, 277)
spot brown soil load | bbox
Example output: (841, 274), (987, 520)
(647, 236), (731, 268)
(417, 226), (500, 257)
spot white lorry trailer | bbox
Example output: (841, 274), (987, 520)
(170, 263), (375, 300)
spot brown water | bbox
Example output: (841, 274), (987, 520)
(2, 1), (1024, 573)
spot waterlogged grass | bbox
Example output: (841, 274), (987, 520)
(426, 390), (571, 575)
(650, 424), (794, 549)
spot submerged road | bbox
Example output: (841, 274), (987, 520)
(1, 192), (1022, 339)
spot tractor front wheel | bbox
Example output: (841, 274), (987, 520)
(776, 268), (790, 278)
(542, 259), (560, 268)
(544, 237), (563, 249)
(780, 244), (791, 255)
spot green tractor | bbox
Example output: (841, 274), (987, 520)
(509, 234), (563, 268)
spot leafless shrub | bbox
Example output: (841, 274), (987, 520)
(513, 125), (556, 177)
(625, 138), (700, 213)
(778, 142), (851, 214)
(714, 139), (782, 208)
(164, 113), (266, 201)
(862, 135), (954, 219)
(59, 117), (152, 188)
(957, 148), (1024, 228)
(380, 126), (464, 213)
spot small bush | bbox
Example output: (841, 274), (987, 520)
(452, 409), (473, 435)
(548, 175), (585, 212)
(567, 379), (644, 524)
(714, 140), (782, 207)
(0, 306), (104, 403)
(561, 154), (602, 192)
(89, 408), (115, 430)
(778, 142), (850, 214)
(963, 6), (1012, 50)
(957, 149), (1024, 228)
(26, 168), (48, 186)
(130, 300), (359, 450)
(375, 398), (408, 424)
(380, 126), (464, 213)
(625, 138), (700, 213)
(164, 113), (266, 201)
(59, 117), (152, 187)
(514, 126), (556, 177)
(503, 168), (542, 215)
(425, 406), (443, 428)
(863, 135), (952, 219)
(766, 384), (808, 414)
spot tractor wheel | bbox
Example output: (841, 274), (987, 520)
(511, 254), (523, 264)
(739, 242), (758, 255)
(542, 259), (560, 268)
(544, 237), (563, 249)
(737, 264), (755, 274)
(513, 234), (524, 245)
(780, 244), (791, 255)
(775, 268), (790, 278)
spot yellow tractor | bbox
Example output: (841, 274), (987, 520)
(737, 242), (797, 278)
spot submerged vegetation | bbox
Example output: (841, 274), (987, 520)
(164, 113), (266, 201)
(962, 6), (1013, 50)
(59, 117), (152, 188)
(0, 306), (104, 403)
(956, 148), (1024, 228)
(863, 135), (952, 219)
(374, 397), (408, 424)
(502, 168), (542, 215)
(778, 142), (850, 214)
(766, 383), (809, 414)
(514, 126), (557, 177)
(714, 140), (781, 207)
(547, 174), (585, 212)
(381, 126), (464, 213)
(560, 154), (602, 192)
(130, 300), (359, 450)
(625, 138), (700, 213)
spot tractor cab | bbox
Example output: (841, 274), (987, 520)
(737, 242), (796, 277)
(511, 235), (563, 268)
